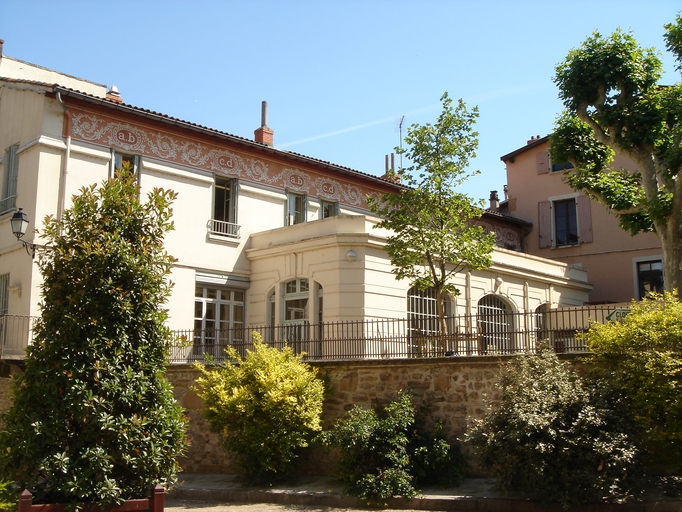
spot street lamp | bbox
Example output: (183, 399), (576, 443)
(10, 208), (36, 259)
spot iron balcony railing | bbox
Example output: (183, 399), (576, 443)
(169, 305), (626, 364)
(207, 219), (240, 238)
(0, 305), (630, 363)
(0, 314), (37, 359)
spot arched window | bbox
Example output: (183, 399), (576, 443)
(477, 295), (513, 354)
(408, 287), (453, 334)
(407, 287), (452, 356)
(267, 278), (323, 353)
(535, 303), (550, 345)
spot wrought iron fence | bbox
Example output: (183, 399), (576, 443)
(0, 305), (630, 363)
(169, 304), (625, 364)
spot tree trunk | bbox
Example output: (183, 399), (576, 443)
(659, 215), (682, 297)
(436, 287), (449, 335)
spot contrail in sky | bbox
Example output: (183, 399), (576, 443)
(279, 83), (545, 149)
(278, 105), (437, 149)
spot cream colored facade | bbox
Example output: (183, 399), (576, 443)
(0, 50), (592, 360)
(500, 136), (662, 304)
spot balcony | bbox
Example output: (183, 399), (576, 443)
(0, 305), (629, 364)
(169, 305), (626, 364)
(207, 219), (240, 239)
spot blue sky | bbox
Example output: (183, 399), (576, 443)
(1, 0), (680, 201)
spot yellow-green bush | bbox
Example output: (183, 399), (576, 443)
(194, 334), (325, 483)
(586, 292), (682, 473)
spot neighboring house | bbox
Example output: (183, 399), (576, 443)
(499, 135), (663, 304)
(0, 44), (592, 360)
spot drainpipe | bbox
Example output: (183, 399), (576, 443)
(55, 90), (71, 228)
(521, 223), (533, 252)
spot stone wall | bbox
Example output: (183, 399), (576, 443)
(168, 356), (508, 474)
(0, 356), (585, 475)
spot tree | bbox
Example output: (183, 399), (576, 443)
(0, 168), (187, 505)
(585, 292), (682, 473)
(551, 16), (682, 295)
(194, 333), (325, 484)
(369, 92), (495, 333)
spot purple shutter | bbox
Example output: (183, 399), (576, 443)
(538, 201), (551, 248)
(536, 151), (549, 175)
(577, 195), (593, 244)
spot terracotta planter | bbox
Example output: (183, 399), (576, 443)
(17, 485), (164, 512)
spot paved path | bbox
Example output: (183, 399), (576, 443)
(166, 473), (681, 512)
(166, 500), (421, 512)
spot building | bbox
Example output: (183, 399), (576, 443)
(0, 43), (592, 360)
(499, 135), (663, 304)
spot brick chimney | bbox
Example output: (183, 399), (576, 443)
(489, 190), (499, 211)
(254, 101), (274, 147)
(0, 40), (4, 58)
(106, 85), (123, 104)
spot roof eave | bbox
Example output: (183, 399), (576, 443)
(53, 86), (406, 191)
(500, 135), (549, 163)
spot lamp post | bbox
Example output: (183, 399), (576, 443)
(10, 208), (37, 259)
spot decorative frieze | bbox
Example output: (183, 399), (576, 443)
(69, 108), (377, 210)
(476, 220), (523, 251)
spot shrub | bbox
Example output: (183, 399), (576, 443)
(585, 292), (682, 473)
(322, 391), (465, 504)
(194, 333), (325, 484)
(0, 168), (187, 506)
(467, 347), (644, 507)
(409, 398), (467, 488)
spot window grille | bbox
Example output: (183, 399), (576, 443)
(477, 295), (513, 354)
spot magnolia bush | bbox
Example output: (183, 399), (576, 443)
(0, 168), (187, 506)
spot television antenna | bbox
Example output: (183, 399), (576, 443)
(398, 115), (405, 169)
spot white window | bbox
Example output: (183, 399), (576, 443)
(267, 279), (324, 325)
(209, 178), (239, 238)
(534, 303), (550, 343)
(407, 287), (452, 336)
(0, 273), (8, 316)
(193, 286), (244, 357)
(110, 150), (139, 177)
(286, 192), (306, 225)
(407, 287), (454, 356)
(283, 278), (310, 324)
(538, 195), (592, 248)
(267, 278), (322, 353)
(320, 200), (338, 219)
(1, 145), (19, 214)
(477, 295), (513, 354)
